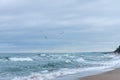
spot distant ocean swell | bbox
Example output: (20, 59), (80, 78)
(0, 52), (120, 80)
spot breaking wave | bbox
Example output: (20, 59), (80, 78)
(9, 57), (33, 62)
(12, 66), (112, 80)
(1, 52), (120, 80)
(0, 57), (33, 62)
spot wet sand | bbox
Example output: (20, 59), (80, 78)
(79, 69), (120, 80)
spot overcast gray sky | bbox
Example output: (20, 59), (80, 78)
(0, 0), (120, 53)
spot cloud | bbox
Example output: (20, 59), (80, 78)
(0, 0), (120, 52)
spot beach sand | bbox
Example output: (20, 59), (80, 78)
(79, 69), (120, 80)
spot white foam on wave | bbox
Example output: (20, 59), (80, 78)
(84, 54), (120, 68)
(65, 59), (72, 63)
(9, 57), (33, 62)
(75, 58), (85, 62)
(12, 66), (111, 80)
(40, 54), (46, 57)
(103, 54), (117, 58)
(104, 56), (120, 68)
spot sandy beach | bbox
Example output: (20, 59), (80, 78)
(79, 69), (120, 80)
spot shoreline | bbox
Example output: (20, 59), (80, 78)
(79, 68), (120, 80)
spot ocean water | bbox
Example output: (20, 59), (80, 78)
(0, 52), (120, 80)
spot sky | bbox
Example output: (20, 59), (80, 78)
(0, 0), (120, 53)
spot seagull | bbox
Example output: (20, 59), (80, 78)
(44, 35), (47, 39)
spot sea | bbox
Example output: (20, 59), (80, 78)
(0, 52), (120, 80)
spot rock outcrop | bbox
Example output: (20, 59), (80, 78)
(114, 46), (120, 53)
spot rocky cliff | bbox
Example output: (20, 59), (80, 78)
(114, 46), (120, 53)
